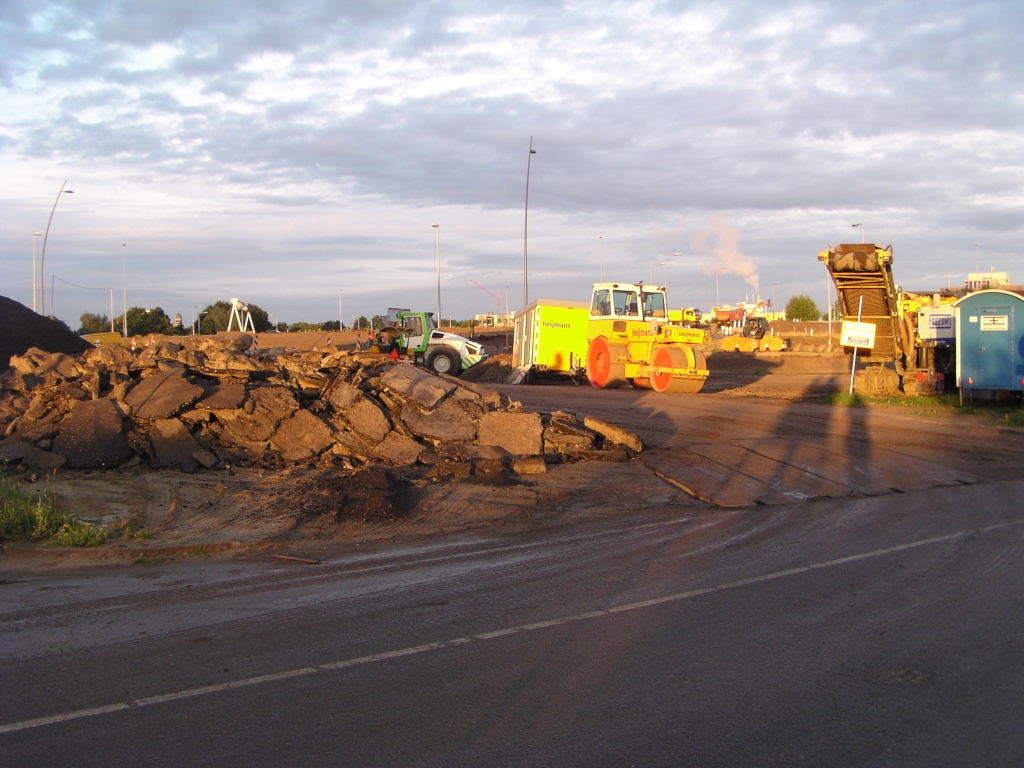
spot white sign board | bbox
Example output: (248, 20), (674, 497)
(980, 315), (1009, 332)
(840, 320), (876, 349)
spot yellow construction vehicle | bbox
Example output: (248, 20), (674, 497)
(819, 244), (956, 395)
(585, 282), (709, 392)
(719, 315), (787, 352)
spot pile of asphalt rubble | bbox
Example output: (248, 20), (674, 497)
(0, 335), (643, 482)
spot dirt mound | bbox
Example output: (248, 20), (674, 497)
(461, 353), (514, 384)
(0, 295), (91, 371)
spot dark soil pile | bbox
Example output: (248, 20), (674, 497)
(461, 353), (514, 384)
(0, 295), (91, 371)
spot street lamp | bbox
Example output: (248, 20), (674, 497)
(121, 243), (128, 337)
(598, 235), (604, 282)
(852, 222), (864, 243)
(31, 232), (42, 312)
(523, 137), (536, 306)
(772, 283), (778, 319)
(715, 267), (728, 309)
(338, 289), (343, 331)
(974, 243), (980, 273)
(431, 223), (441, 328)
(39, 181), (74, 316)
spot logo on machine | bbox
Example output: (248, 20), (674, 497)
(630, 328), (655, 338)
(542, 321), (571, 329)
(928, 315), (953, 329)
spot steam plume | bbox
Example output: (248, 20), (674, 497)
(691, 213), (760, 292)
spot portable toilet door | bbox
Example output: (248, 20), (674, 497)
(955, 290), (1024, 392)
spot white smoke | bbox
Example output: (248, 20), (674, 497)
(690, 213), (760, 292)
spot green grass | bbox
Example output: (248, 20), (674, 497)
(823, 392), (865, 407)
(997, 409), (1024, 428)
(0, 478), (108, 547)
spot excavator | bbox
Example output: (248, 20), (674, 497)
(819, 243), (955, 396)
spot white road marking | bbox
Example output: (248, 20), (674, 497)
(1, 519), (1018, 736)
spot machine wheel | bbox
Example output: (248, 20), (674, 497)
(649, 346), (676, 392)
(426, 347), (461, 376)
(587, 337), (627, 389)
(652, 347), (707, 394)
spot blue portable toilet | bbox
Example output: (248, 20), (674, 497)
(955, 289), (1024, 393)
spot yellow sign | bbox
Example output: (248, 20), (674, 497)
(840, 320), (876, 349)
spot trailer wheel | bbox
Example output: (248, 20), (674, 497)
(587, 337), (626, 389)
(426, 347), (461, 376)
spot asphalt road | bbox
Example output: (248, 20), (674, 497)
(3, 478), (1024, 767)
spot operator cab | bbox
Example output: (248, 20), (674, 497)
(590, 283), (666, 321)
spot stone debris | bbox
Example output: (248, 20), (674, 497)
(0, 339), (644, 485)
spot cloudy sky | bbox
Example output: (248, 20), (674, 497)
(1, 0), (1022, 328)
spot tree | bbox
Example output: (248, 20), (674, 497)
(785, 295), (821, 322)
(121, 307), (187, 336)
(197, 301), (272, 334)
(356, 316), (370, 330)
(77, 313), (110, 334)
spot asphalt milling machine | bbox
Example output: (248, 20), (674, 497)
(820, 243), (956, 396)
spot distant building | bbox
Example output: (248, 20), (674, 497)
(173, 312), (183, 327)
(965, 270), (1011, 291)
(473, 312), (514, 327)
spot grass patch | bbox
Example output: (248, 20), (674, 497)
(0, 478), (107, 547)
(997, 409), (1024, 428)
(823, 392), (865, 407)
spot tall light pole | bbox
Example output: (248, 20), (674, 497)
(852, 222), (864, 243)
(598, 235), (604, 282)
(432, 223), (441, 327)
(974, 242), (980, 273)
(121, 243), (127, 337)
(110, 289), (115, 333)
(715, 267), (728, 309)
(523, 137), (536, 307)
(338, 289), (343, 331)
(772, 282), (778, 319)
(39, 181), (74, 316)
(31, 232), (42, 312)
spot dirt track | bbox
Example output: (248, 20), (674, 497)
(498, 383), (1024, 508)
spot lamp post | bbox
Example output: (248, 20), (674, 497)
(852, 222), (864, 243)
(715, 267), (728, 309)
(598, 235), (603, 282)
(523, 137), (536, 306)
(31, 232), (42, 312)
(772, 282), (778, 320)
(974, 243), (980, 273)
(338, 289), (343, 331)
(121, 243), (128, 337)
(431, 223), (441, 327)
(110, 289), (115, 333)
(39, 181), (74, 316)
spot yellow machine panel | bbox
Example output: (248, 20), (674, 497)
(512, 299), (590, 373)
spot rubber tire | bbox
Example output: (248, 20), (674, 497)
(587, 337), (627, 389)
(426, 347), (461, 376)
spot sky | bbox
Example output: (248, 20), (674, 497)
(1, 0), (1022, 329)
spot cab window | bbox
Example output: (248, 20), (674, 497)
(613, 290), (639, 317)
(642, 292), (666, 319)
(591, 289), (611, 316)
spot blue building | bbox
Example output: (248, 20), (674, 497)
(955, 289), (1024, 393)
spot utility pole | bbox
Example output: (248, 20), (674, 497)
(121, 243), (128, 337)
(432, 223), (441, 327)
(523, 137), (536, 307)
